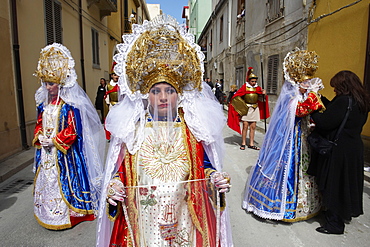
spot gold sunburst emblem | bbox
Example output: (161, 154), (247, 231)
(140, 125), (189, 182)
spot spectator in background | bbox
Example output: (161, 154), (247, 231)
(237, 3), (245, 23)
(215, 79), (224, 104)
(227, 84), (237, 104)
(95, 78), (107, 123)
(206, 77), (214, 89)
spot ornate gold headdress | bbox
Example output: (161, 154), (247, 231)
(283, 48), (319, 84)
(34, 43), (76, 87)
(116, 15), (203, 95)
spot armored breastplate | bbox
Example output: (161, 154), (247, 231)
(243, 87), (258, 104)
(107, 84), (118, 105)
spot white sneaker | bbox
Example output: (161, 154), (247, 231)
(364, 167), (370, 172)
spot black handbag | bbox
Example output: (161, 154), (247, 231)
(307, 97), (352, 157)
(307, 131), (336, 156)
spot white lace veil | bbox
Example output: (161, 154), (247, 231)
(97, 15), (232, 247)
(34, 43), (105, 212)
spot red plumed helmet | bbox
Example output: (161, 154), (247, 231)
(111, 61), (117, 73)
(246, 67), (258, 82)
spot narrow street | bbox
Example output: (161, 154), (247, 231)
(0, 121), (370, 246)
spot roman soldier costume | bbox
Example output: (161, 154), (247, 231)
(227, 67), (270, 134)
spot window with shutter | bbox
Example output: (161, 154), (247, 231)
(54, 2), (62, 43)
(44, 0), (62, 45)
(267, 0), (284, 23)
(235, 66), (245, 89)
(92, 28), (100, 68)
(267, 55), (279, 94)
(220, 16), (223, 43)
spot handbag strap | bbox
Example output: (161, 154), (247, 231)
(332, 96), (352, 142)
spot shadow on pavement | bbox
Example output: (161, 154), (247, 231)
(223, 135), (241, 146)
(0, 196), (17, 212)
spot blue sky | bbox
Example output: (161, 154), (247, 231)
(146, 0), (188, 24)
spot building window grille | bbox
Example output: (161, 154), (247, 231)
(45, 0), (62, 45)
(267, 55), (279, 94)
(267, 0), (284, 23)
(92, 28), (100, 67)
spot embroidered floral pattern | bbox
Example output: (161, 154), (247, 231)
(139, 186), (157, 209)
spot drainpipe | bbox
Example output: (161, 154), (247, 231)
(79, 0), (86, 91)
(10, 0), (28, 149)
(228, 1), (231, 47)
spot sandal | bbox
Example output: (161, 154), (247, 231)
(240, 145), (246, 150)
(248, 145), (260, 150)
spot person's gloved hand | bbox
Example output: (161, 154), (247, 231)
(38, 135), (45, 143)
(40, 138), (54, 147)
(211, 171), (231, 193)
(106, 179), (126, 206)
(309, 78), (324, 93)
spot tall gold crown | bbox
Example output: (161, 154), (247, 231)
(284, 49), (319, 83)
(125, 24), (202, 94)
(35, 46), (70, 85)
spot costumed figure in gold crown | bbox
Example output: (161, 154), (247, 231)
(242, 48), (325, 222)
(32, 43), (105, 230)
(96, 15), (233, 247)
(227, 67), (270, 150)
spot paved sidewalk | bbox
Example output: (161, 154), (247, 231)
(0, 148), (34, 183)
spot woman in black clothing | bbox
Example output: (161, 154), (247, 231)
(308, 70), (370, 234)
(95, 78), (107, 123)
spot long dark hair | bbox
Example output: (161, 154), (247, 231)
(330, 70), (370, 113)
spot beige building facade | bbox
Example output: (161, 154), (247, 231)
(107, 0), (150, 73)
(196, 0), (369, 137)
(197, 0), (310, 111)
(0, 0), (150, 161)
